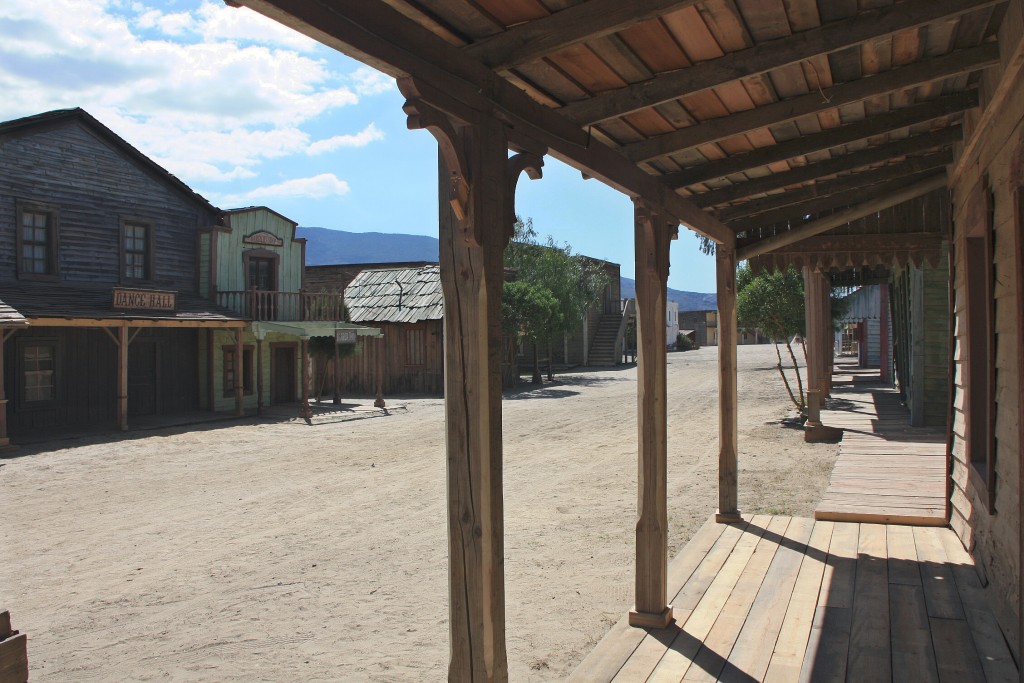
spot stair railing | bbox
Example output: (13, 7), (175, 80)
(614, 298), (635, 364)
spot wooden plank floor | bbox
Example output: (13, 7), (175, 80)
(814, 371), (947, 526)
(569, 516), (1016, 682)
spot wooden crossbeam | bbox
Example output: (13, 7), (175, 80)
(665, 93), (974, 189)
(694, 127), (961, 208)
(235, 0), (734, 245)
(736, 174), (947, 261)
(563, 0), (999, 126)
(623, 44), (997, 163)
(717, 150), (953, 222)
(729, 170), (946, 233)
(747, 232), (946, 255)
(464, 0), (701, 70)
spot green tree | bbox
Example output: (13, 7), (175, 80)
(736, 265), (807, 411)
(503, 217), (609, 383)
(502, 280), (562, 384)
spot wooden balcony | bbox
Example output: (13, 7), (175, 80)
(571, 515), (1016, 682)
(215, 290), (346, 322)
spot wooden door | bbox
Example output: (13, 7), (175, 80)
(128, 340), (158, 416)
(272, 346), (295, 404)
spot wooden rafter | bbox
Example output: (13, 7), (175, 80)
(623, 44), (997, 163)
(463, 0), (702, 70)
(736, 174), (948, 261)
(234, 0), (734, 245)
(749, 232), (946, 256)
(729, 169), (947, 234)
(694, 127), (961, 208)
(562, 0), (1000, 126)
(719, 150), (953, 223)
(664, 93), (975, 189)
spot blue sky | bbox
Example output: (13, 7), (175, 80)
(0, 0), (717, 292)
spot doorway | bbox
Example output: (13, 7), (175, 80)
(272, 345), (296, 404)
(128, 340), (158, 416)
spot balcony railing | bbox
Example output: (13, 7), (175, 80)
(216, 290), (346, 322)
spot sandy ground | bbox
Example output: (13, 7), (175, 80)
(0, 344), (837, 682)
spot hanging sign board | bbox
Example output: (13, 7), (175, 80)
(243, 231), (284, 247)
(112, 288), (177, 311)
(335, 329), (358, 345)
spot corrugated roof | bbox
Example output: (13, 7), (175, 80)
(838, 285), (881, 322)
(0, 280), (246, 323)
(345, 265), (443, 324)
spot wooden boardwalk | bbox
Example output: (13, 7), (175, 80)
(814, 377), (947, 526)
(570, 516), (1016, 682)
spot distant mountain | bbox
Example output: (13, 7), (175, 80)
(298, 226), (439, 265)
(298, 226), (716, 310)
(620, 277), (717, 312)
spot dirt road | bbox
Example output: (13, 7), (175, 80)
(0, 344), (836, 681)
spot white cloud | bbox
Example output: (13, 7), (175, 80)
(308, 123), (384, 155)
(219, 173), (351, 205)
(0, 0), (385, 186)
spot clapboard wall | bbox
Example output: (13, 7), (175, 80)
(0, 116), (217, 289)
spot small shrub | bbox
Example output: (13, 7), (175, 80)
(676, 333), (698, 351)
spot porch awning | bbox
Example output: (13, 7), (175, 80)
(838, 285), (881, 322)
(251, 320), (382, 339)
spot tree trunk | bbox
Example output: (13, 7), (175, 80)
(546, 340), (553, 381)
(785, 338), (806, 409)
(532, 343), (542, 384)
(774, 341), (800, 410)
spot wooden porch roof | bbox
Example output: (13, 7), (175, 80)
(235, 0), (1006, 256)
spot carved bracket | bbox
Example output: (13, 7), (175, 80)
(633, 199), (676, 282)
(505, 152), (544, 243)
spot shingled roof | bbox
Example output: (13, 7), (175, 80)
(344, 265), (443, 324)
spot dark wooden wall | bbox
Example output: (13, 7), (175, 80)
(0, 119), (217, 291)
(3, 326), (199, 435)
(319, 320), (444, 397)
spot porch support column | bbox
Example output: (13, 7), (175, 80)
(233, 327), (244, 417)
(256, 335), (265, 416)
(374, 334), (386, 409)
(402, 79), (543, 682)
(879, 283), (891, 383)
(716, 245), (740, 522)
(299, 336), (312, 420)
(630, 200), (674, 628)
(803, 267), (827, 418)
(0, 329), (15, 449)
(118, 324), (129, 431)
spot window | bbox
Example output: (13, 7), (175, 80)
(406, 327), (426, 367)
(122, 220), (151, 280)
(223, 346), (255, 397)
(962, 179), (996, 512)
(16, 200), (59, 279)
(22, 342), (56, 404)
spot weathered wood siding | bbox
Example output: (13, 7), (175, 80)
(948, 1), (1024, 654)
(0, 120), (215, 289)
(3, 327), (198, 434)
(216, 210), (303, 293)
(329, 321), (443, 396)
(204, 329), (298, 412)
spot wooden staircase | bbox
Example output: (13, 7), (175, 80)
(588, 312), (624, 366)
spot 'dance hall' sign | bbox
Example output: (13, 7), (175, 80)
(112, 288), (177, 311)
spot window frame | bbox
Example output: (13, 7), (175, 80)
(16, 337), (60, 409)
(962, 178), (997, 514)
(222, 344), (255, 398)
(120, 216), (155, 283)
(15, 199), (60, 281)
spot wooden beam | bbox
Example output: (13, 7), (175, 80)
(234, 0), (733, 245)
(695, 127), (961, 208)
(299, 337), (312, 420)
(716, 245), (740, 522)
(717, 150), (953, 222)
(623, 44), (997, 163)
(25, 318), (245, 328)
(737, 174), (947, 261)
(748, 232), (945, 256)
(729, 170), (948, 233)
(563, 0), (1000, 126)
(665, 93), (974, 189)
(256, 337), (264, 416)
(629, 201), (674, 628)
(234, 328), (244, 417)
(464, 0), (701, 70)
(117, 324), (128, 431)
(0, 331), (11, 449)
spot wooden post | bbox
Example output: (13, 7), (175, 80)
(0, 330), (14, 449)
(256, 336), (264, 416)
(333, 336), (341, 405)
(821, 275), (833, 396)
(630, 201), (674, 628)
(374, 335), (386, 409)
(300, 337), (312, 420)
(118, 324), (129, 431)
(234, 328), (244, 417)
(803, 267), (827, 396)
(879, 283), (891, 383)
(716, 245), (740, 522)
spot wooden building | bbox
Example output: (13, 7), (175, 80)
(227, 1), (1024, 679)
(199, 207), (379, 415)
(0, 109), (245, 442)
